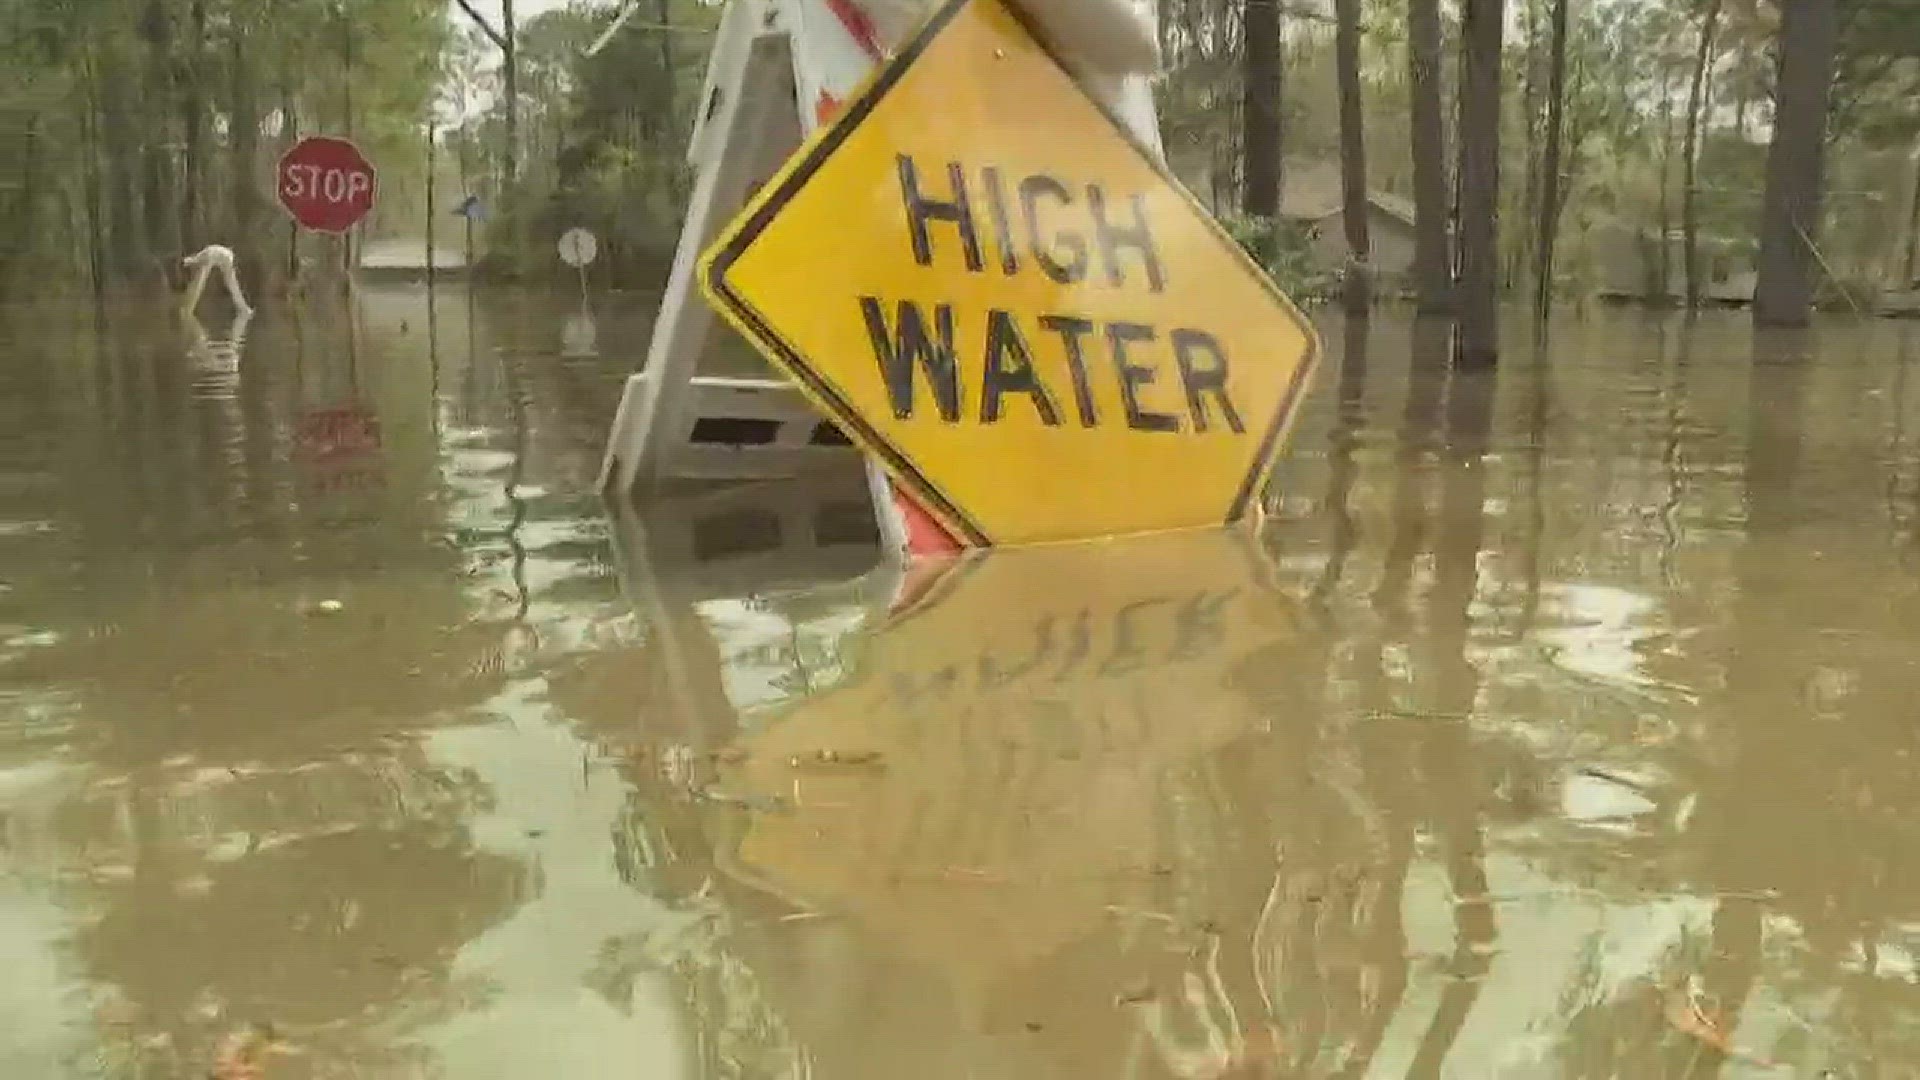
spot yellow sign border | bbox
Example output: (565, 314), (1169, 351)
(701, 0), (1322, 547)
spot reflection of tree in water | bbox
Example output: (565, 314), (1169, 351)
(540, 594), (812, 1077)
(559, 315), (1920, 1075)
(0, 308), (570, 1075)
(584, 878), (811, 1079)
(70, 823), (522, 1076)
(1460, 327), (1920, 1074)
(9, 578), (514, 768)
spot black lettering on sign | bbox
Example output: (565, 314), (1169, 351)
(1087, 186), (1167, 292)
(1170, 329), (1247, 435)
(981, 309), (1062, 425)
(1105, 322), (1181, 433)
(896, 155), (984, 272)
(979, 166), (1022, 276)
(859, 297), (962, 421)
(1038, 314), (1100, 428)
(1019, 175), (1089, 285)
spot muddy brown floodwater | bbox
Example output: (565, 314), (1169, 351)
(2, 289), (1918, 1078)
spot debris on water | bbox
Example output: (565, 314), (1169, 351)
(1103, 905), (1180, 925)
(1363, 708), (1470, 723)
(939, 867), (1008, 883)
(1664, 976), (1786, 1070)
(787, 749), (885, 771)
(699, 788), (790, 813)
(1115, 983), (1155, 1006)
(310, 599), (344, 615)
(208, 1021), (289, 1079)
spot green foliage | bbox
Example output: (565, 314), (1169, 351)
(0, 0), (1916, 303)
(0, 0), (448, 298)
(1219, 212), (1333, 299)
(454, 1), (718, 286)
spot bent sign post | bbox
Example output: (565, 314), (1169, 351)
(700, 0), (1320, 548)
(278, 136), (377, 234)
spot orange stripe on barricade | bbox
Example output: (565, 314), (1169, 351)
(814, 90), (842, 125)
(894, 486), (963, 556)
(813, 0), (958, 560)
(824, 0), (884, 58)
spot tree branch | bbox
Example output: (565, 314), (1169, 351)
(452, 0), (508, 51)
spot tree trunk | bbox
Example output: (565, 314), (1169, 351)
(140, 0), (179, 282)
(340, 9), (356, 284)
(102, 66), (146, 284)
(1519, 0), (1541, 289)
(1754, 0), (1839, 329)
(1407, 0), (1452, 313)
(181, 0), (208, 248)
(1334, 0), (1371, 313)
(1455, 0), (1506, 366)
(229, 17), (260, 289)
(1533, 0), (1569, 315)
(654, 0), (683, 202)
(80, 49), (106, 301)
(1903, 149), (1920, 287)
(2, 115), (42, 285)
(1655, 79), (1674, 303)
(1683, 0), (1724, 310)
(1241, 0), (1283, 223)
(504, 0), (520, 186)
(282, 80), (300, 291)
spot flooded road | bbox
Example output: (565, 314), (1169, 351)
(3, 290), (1918, 1077)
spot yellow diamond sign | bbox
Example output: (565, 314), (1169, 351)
(702, 0), (1321, 546)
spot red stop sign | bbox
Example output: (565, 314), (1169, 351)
(277, 136), (377, 234)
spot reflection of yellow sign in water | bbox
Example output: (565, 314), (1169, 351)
(711, 530), (1299, 1019)
(701, 0), (1320, 547)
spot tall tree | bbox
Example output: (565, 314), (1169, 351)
(1334, 0), (1371, 313)
(139, 0), (179, 280)
(1407, 0), (1452, 313)
(1682, 0), (1725, 309)
(1904, 148), (1920, 286)
(1241, 0), (1283, 226)
(1533, 0), (1569, 315)
(1455, 0), (1506, 365)
(454, 0), (519, 185)
(1754, 0), (1839, 328)
(1654, 69), (1676, 302)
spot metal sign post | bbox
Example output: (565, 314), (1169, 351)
(558, 226), (598, 302)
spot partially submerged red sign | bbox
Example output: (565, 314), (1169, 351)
(296, 405), (382, 463)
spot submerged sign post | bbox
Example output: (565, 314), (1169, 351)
(700, 0), (1319, 547)
(558, 226), (599, 301)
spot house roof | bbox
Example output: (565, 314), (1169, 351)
(1277, 157), (1343, 218)
(1277, 156), (1417, 227)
